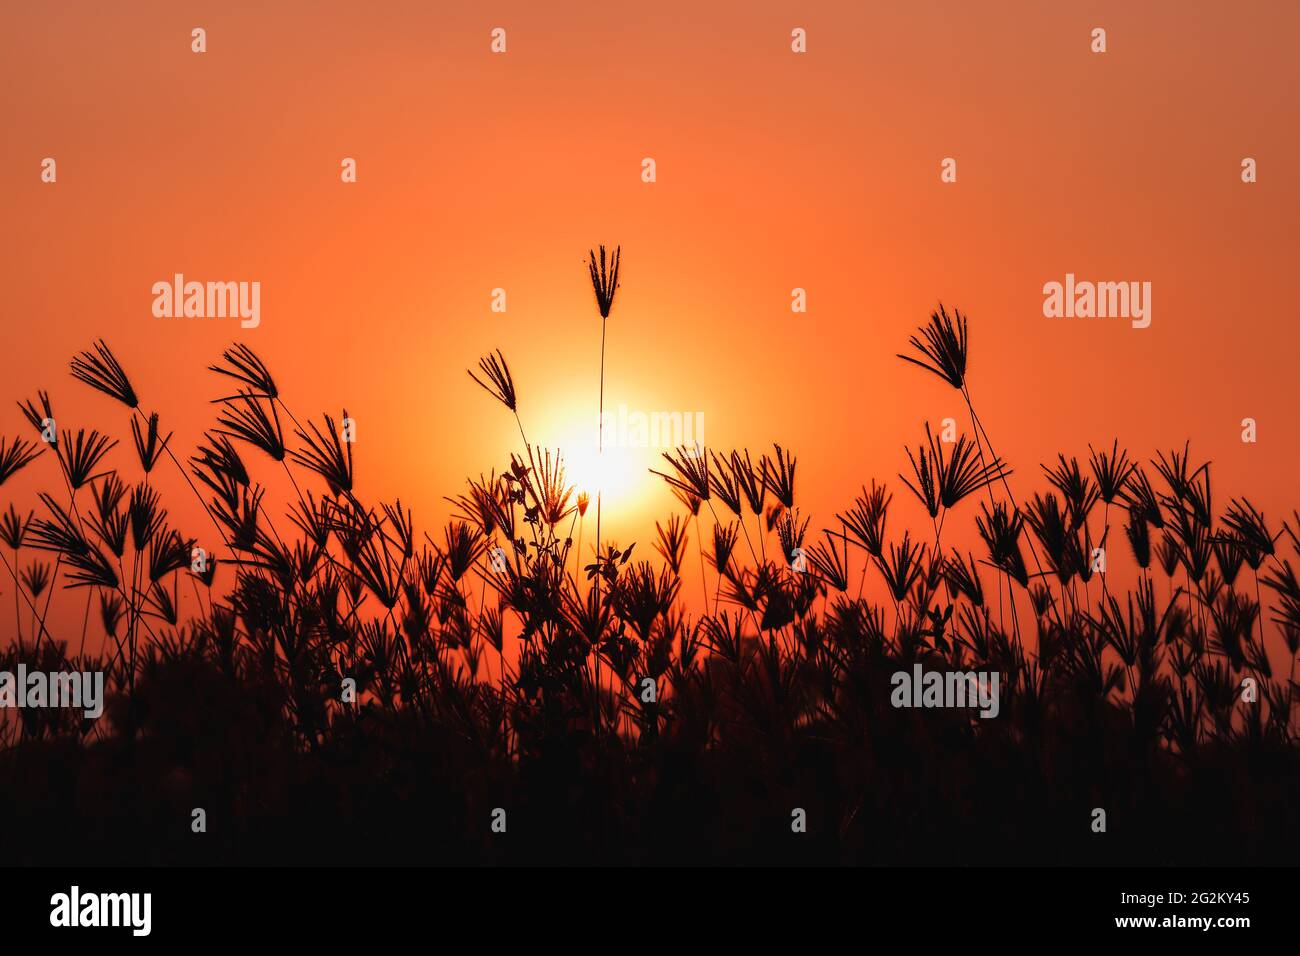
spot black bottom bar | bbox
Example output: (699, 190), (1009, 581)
(0, 865), (1281, 942)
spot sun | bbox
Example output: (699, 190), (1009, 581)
(560, 435), (643, 505)
(530, 398), (663, 533)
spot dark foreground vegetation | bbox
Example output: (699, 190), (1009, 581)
(1, 256), (1296, 864)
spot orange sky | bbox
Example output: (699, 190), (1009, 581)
(3, 1), (1299, 643)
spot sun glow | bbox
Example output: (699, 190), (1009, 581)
(559, 435), (644, 506)
(529, 400), (662, 535)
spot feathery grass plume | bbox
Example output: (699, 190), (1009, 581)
(1152, 442), (1196, 501)
(381, 500), (415, 559)
(28, 492), (91, 556)
(1125, 510), (1152, 569)
(1221, 498), (1274, 569)
(128, 484), (165, 552)
(808, 529), (851, 592)
(776, 507), (809, 559)
(837, 481), (891, 557)
(401, 580), (432, 642)
(144, 580), (178, 624)
(587, 244), (621, 319)
(524, 449), (574, 527)
(719, 566), (758, 613)
(1213, 534), (1246, 587)
(1200, 566), (1226, 610)
(1283, 510), (1300, 556)
(1262, 560), (1300, 633)
(217, 392), (286, 462)
(18, 392), (57, 447)
(442, 520), (485, 583)
(191, 433), (258, 545)
(900, 437), (938, 517)
(56, 429), (118, 490)
(586, 245), (622, 733)
(764, 503), (783, 532)
(699, 611), (745, 662)
(953, 602), (996, 656)
(1153, 442), (1213, 528)
(918, 554), (947, 612)
(91, 473), (127, 519)
(87, 476), (129, 558)
(0, 505), (32, 550)
(211, 481), (264, 552)
(614, 561), (678, 640)
(709, 521), (740, 577)
(241, 527), (295, 587)
(975, 501), (1029, 588)
(1194, 656), (1237, 724)
(897, 304), (968, 389)
(52, 531), (117, 589)
(291, 410), (355, 494)
(1208, 590), (1256, 670)
(131, 412), (171, 474)
(1042, 454), (1099, 530)
(944, 550), (984, 606)
(468, 350), (517, 413)
(760, 444), (796, 509)
(337, 523), (402, 609)
(756, 570), (797, 630)
(147, 527), (193, 582)
(904, 423), (1008, 518)
(1284, 622), (1300, 659)
(1244, 630), (1272, 679)
(484, 476), (518, 545)
(730, 450), (765, 516)
(936, 433), (1007, 510)
(1027, 582), (1055, 620)
(478, 601), (505, 655)
(20, 562), (51, 599)
(1121, 467), (1165, 528)
(1169, 503), (1212, 585)
(70, 340), (138, 409)
(99, 592), (125, 638)
(196, 553), (218, 588)
(559, 579), (614, 653)
(876, 532), (927, 603)
(1074, 521), (1097, 585)
(1155, 532), (1183, 578)
(1024, 493), (1077, 584)
(448, 473), (501, 537)
(0, 436), (42, 486)
(652, 446), (711, 503)
(708, 450), (743, 516)
(1092, 583), (1158, 673)
(1089, 439), (1137, 504)
(209, 343), (278, 400)
(577, 491), (590, 517)
(192, 433), (251, 496)
(653, 514), (688, 575)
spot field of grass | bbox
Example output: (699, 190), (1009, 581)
(1, 253), (1296, 865)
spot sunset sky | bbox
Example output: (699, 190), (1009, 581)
(3, 1), (1299, 642)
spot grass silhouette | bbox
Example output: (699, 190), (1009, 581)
(0, 255), (1296, 865)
